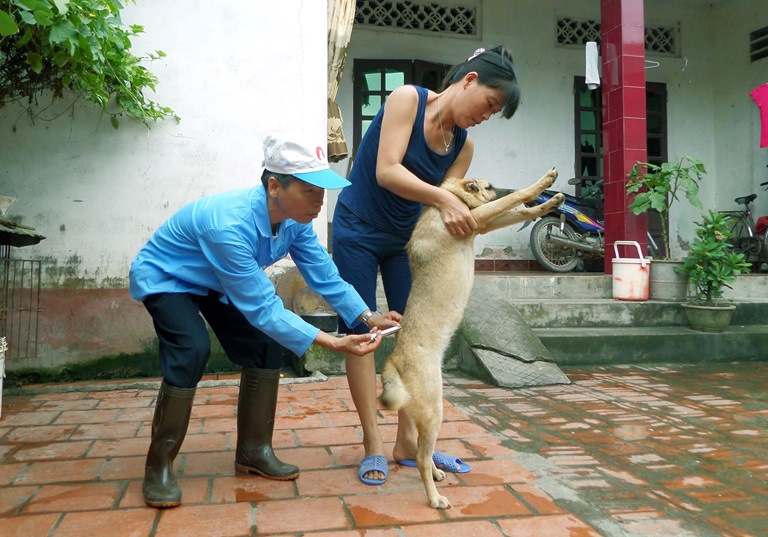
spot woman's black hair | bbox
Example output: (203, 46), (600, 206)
(441, 45), (520, 119)
(260, 170), (297, 188)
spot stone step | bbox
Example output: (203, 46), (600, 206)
(300, 272), (768, 385)
(533, 325), (768, 367)
(476, 273), (613, 300)
(468, 273), (768, 377)
(474, 271), (768, 301)
(510, 298), (768, 328)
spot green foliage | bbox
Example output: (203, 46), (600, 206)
(626, 156), (706, 259)
(677, 210), (752, 305)
(0, 0), (178, 127)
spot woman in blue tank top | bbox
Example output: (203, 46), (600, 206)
(332, 46), (521, 485)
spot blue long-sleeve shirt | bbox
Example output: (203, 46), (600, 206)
(129, 185), (367, 356)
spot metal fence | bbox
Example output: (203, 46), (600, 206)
(0, 243), (42, 361)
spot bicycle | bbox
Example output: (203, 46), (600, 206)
(718, 180), (768, 265)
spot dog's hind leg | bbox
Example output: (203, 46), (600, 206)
(380, 360), (410, 410)
(415, 416), (450, 509)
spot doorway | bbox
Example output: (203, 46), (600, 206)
(573, 77), (668, 256)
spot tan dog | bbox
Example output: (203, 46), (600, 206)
(380, 168), (563, 509)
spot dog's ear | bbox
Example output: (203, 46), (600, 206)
(465, 180), (480, 192)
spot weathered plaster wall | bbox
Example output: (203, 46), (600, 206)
(35, 289), (153, 369)
(1, 0), (329, 369)
(709, 0), (768, 217)
(2, 0), (329, 285)
(330, 0), (766, 260)
(1, 0), (765, 370)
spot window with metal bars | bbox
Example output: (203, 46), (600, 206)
(352, 59), (449, 156)
(750, 25), (768, 62)
(354, 0), (478, 36)
(557, 17), (679, 56)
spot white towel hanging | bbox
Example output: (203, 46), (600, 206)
(585, 41), (600, 90)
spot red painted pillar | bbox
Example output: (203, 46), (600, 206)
(601, 0), (647, 274)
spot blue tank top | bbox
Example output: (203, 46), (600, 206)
(337, 86), (468, 236)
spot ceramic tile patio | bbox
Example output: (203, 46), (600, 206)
(1, 362), (766, 537)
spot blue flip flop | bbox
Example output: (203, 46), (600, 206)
(397, 451), (471, 474)
(358, 455), (388, 485)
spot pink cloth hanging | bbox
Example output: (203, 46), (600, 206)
(750, 84), (768, 148)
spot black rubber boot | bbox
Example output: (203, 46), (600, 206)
(142, 380), (196, 508)
(235, 367), (299, 480)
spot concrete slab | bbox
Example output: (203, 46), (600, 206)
(457, 276), (571, 388)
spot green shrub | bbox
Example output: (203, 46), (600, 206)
(678, 210), (752, 304)
(0, 0), (178, 127)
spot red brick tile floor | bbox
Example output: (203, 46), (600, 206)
(1, 362), (766, 537)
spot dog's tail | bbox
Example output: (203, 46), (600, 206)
(379, 360), (410, 410)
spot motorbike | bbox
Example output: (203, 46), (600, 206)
(522, 177), (605, 272)
(521, 177), (659, 272)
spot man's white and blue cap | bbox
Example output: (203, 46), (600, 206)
(262, 135), (351, 189)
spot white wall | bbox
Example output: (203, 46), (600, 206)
(330, 0), (586, 259)
(2, 0), (767, 281)
(642, 0), (718, 253)
(642, 0), (767, 255)
(330, 0), (767, 260)
(710, 0), (768, 217)
(0, 0), (329, 286)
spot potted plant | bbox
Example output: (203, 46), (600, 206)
(626, 156), (706, 300)
(678, 210), (752, 332)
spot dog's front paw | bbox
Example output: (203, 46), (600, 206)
(551, 192), (565, 207)
(430, 494), (451, 509)
(544, 167), (558, 187)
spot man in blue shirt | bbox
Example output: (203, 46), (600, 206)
(130, 135), (400, 508)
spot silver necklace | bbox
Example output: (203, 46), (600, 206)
(437, 94), (451, 152)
